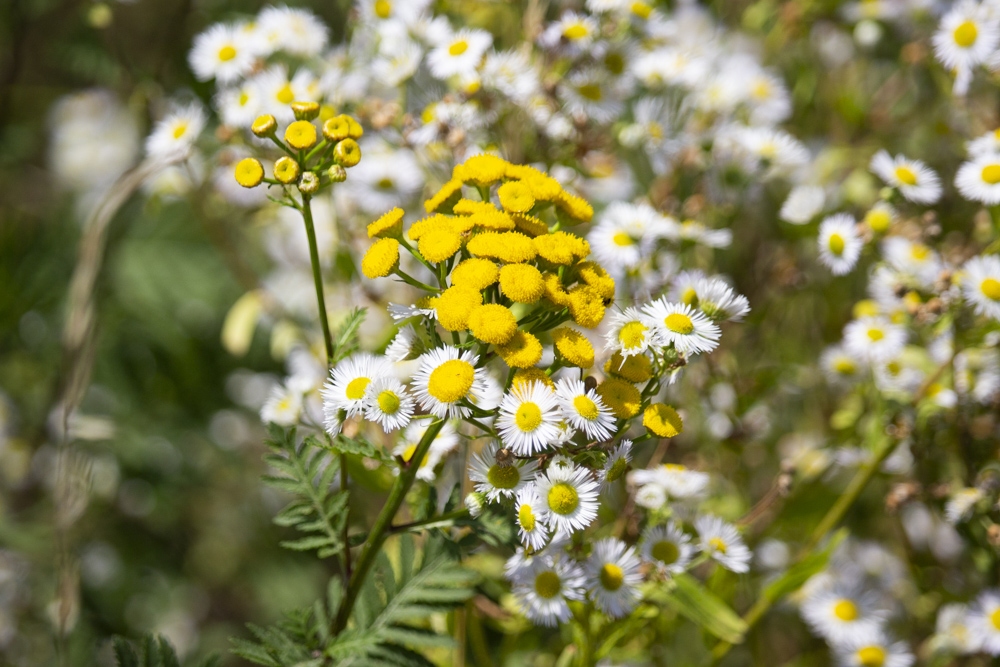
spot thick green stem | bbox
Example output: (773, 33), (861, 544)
(389, 508), (470, 534)
(332, 419), (445, 634)
(301, 194), (335, 363)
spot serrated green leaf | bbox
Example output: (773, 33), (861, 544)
(662, 573), (748, 645)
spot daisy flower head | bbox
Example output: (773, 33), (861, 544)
(968, 589), (1000, 655)
(634, 483), (667, 509)
(604, 307), (655, 358)
(535, 462), (601, 539)
(496, 381), (562, 456)
(631, 463), (710, 500)
(468, 441), (539, 503)
(932, 0), (999, 84)
(188, 22), (256, 84)
(821, 344), (867, 385)
(384, 324), (418, 362)
(955, 153), (1000, 204)
(515, 484), (550, 551)
(145, 102), (206, 160)
(588, 201), (664, 274)
(640, 522), (695, 574)
(361, 377), (414, 432)
(967, 127), (1000, 157)
(555, 378), (615, 442)
(215, 82), (262, 129)
(780, 184), (825, 224)
(539, 11), (599, 54)
(945, 487), (984, 524)
(863, 202), (895, 234)
(256, 6), (329, 58)
(260, 383), (302, 427)
(961, 254), (1000, 321)
(585, 538), (643, 619)
(934, 602), (978, 654)
(511, 553), (587, 627)
(880, 237), (942, 288)
(599, 440), (633, 491)
(692, 277), (751, 322)
(411, 346), (488, 419)
(641, 299), (721, 356)
(800, 585), (887, 645)
(426, 28), (492, 80)
(322, 352), (394, 418)
(356, 0), (431, 26)
(817, 213), (863, 276)
(559, 68), (625, 124)
(832, 632), (915, 667)
(694, 514), (751, 573)
(869, 151), (942, 204)
(395, 419), (460, 482)
(843, 316), (907, 362)
(251, 65), (317, 123)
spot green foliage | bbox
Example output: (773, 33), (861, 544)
(332, 308), (367, 364)
(655, 573), (748, 645)
(113, 635), (219, 667)
(232, 536), (478, 667)
(763, 529), (847, 604)
(263, 424), (349, 559)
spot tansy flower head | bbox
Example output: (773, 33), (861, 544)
(235, 158), (264, 188)
(467, 231), (538, 263)
(368, 208), (405, 238)
(498, 180), (536, 213)
(604, 351), (652, 383)
(534, 232), (590, 265)
(453, 199), (516, 231)
(274, 156), (300, 184)
(322, 115), (351, 142)
(252, 114), (277, 137)
(513, 212), (549, 237)
(335, 138), (361, 167)
(499, 263), (545, 303)
(436, 285), (484, 331)
(419, 227), (462, 264)
(451, 258), (499, 290)
(424, 179), (465, 213)
(290, 100), (319, 121)
(454, 153), (510, 187)
(596, 378), (641, 419)
(506, 164), (563, 201)
(567, 285), (607, 328)
(643, 403), (683, 438)
(541, 272), (571, 307)
(555, 189), (594, 223)
(575, 261), (615, 300)
(497, 330), (544, 368)
(551, 328), (595, 369)
(285, 120), (317, 149)
(468, 304), (518, 345)
(362, 238), (400, 279)
(512, 367), (554, 390)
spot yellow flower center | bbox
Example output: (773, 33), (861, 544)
(828, 233), (845, 256)
(865, 209), (890, 233)
(991, 608), (1000, 630)
(834, 359), (856, 375)
(563, 24), (588, 40)
(239, 92), (249, 106)
(377, 177), (394, 190)
(487, 464), (520, 490)
(664, 313), (694, 335)
(886, 360), (901, 376)
(401, 444), (417, 462)
(172, 122), (188, 139)
(345, 377), (371, 400)
(515, 402), (543, 431)
(604, 52), (624, 74)
(856, 647), (885, 667)
(534, 571), (561, 599)
(982, 164), (1000, 184)
(276, 84), (295, 104)
(547, 483), (579, 515)
(910, 244), (930, 261)
(605, 457), (627, 482)
(449, 40), (469, 56)
(234, 158), (264, 188)
(218, 45), (236, 61)
(519, 504), (536, 531)
(619, 321), (647, 348)
(894, 166), (917, 186)
(600, 563), (624, 591)
(573, 395), (599, 421)
(612, 232), (634, 246)
(981, 277), (1000, 301)
(708, 537), (727, 554)
(651, 540), (679, 565)
(578, 83), (603, 101)
(631, 2), (652, 19)
(377, 390), (400, 414)
(374, 0), (391, 19)
(953, 20), (978, 47)
(427, 359), (475, 403)
(833, 599), (858, 621)
(867, 328), (884, 342)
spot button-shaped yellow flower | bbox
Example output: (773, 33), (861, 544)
(234, 158), (264, 188)
(273, 156), (300, 184)
(334, 138), (361, 167)
(552, 328), (594, 369)
(285, 120), (317, 150)
(643, 404), (683, 438)
(467, 304), (517, 345)
(361, 238), (400, 279)
(251, 114), (277, 138)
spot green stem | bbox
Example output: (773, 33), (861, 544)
(389, 508), (470, 534)
(394, 268), (439, 292)
(301, 194), (334, 363)
(332, 419), (445, 634)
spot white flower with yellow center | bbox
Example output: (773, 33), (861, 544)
(357, 0), (431, 25)
(945, 487), (984, 524)
(482, 49), (540, 102)
(468, 441), (539, 503)
(322, 352), (394, 418)
(634, 483), (666, 509)
(555, 378), (615, 442)
(515, 485), (550, 551)
(388, 295), (438, 322)
(843, 316), (907, 362)
(640, 522), (695, 574)
(869, 151), (942, 204)
(188, 23), (256, 84)
(961, 255), (1000, 321)
(881, 237), (942, 288)
(497, 381), (562, 455)
(511, 554), (587, 627)
(540, 11), (599, 52)
(967, 127), (1000, 157)
(260, 383), (302, 427)
(820, 344), (867, 386)
(384, 324), (418, 362)
(394, 419), (460, 483)
(630, 463), (710, 499)
(145, 102), (206, 160)
(559, 68), (625, 124)
(780, 184), (825, 225)
(818, 213), (863, 276)
(584, 538), (643, 619)
(694, 514), (751, 573)
(641, 299), (721, 356)
(426, 28), (492, 80)
(411, 346), (488, 419)
(216, 82), (261, 129)
(599, 440), (632, 491)
(863, 202), (895, 234)
(589, 202), (663, 274)
(800, 585), (887, 644)
(535, 463), (600, 538)
(932, 1), (999, 90)
(956, 153), (1000, 204)
(832, 632), (915, 667)
(343, 140), (424, 214)
(250, 65), (317, 123)
(604, 307), (655, 358)
(362, 377), (414, 432)
(257, 6), (329, 58)
(934, 603), (978, 654)
(969, 589), (1000, 654)
(690, 277), (751, 322)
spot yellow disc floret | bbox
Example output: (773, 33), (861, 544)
(335, 138), (361, 167)
(547, 483), (579, 515)
(497, 331), (543, 368)
(234, 158), (264, 188)
(428, 359), (475, 403)
(285, 120), (317, 149)
(467, 231), (537, 263)
(361, 238), (400, 279)
(552, 328), (595, 369)
(534, 232), (590, 265)
(451, 258), (499, 290)
(498, 180), (536, 213)
(604, 352), (652, 383)
(419, 228), (462, 264)
(499, 264), (545, 303)
(454, 153), (510, 187)
(368, 208), (405, 239)
(512, 367), (554, 390)
(467, 304), (518, 345)
(436, 286), (483, 332)
(596, 378), (641, 419)
(643, 404), (683, 438)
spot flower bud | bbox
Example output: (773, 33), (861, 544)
(274, 156), (300, 184)
(234, 158), (264, 188)
(327, 164), (347, 183)
(346, 115), (364, 139)
(291, 100), (320, 121)
(285, 120), (317, 150)
(334, 138), (361, 168)
(298, 171), (319, 194)
(322, 115), (350, 142)
(252, 114), (277, 138)
(465, 492), (486, 519)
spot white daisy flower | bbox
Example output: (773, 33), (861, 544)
(630, 463), (710, 500)
(599, 440), (633, 491)
(832, 632), (915, 667)
(388, 297), (437, 322)
(260, 383), (302, 426)
(426, 28), (492, 79)
(961, 255), (1000, 321)
(496, 381), (562, 456)
(362, 377), (414, 432)
(511, 553), (587, 627)
(585, 538), (643, 619)
(535, 463), (600, 539)
(371, 39), (423, 87)
(539, 11), (599, 53)
(589, 202), (665, 274)
(692, 277), (751, 322)
(555, 378), (615, 442)
(665, 219), (733, 248)
(468, 441), (539, 503)
(251, 65), (317, 123)
(869, 151), (942, 204)
(145, 102), (206, 160)
(640, 522), (695, 574)
(863, 202), (896, 234)
(817, 213), (863, 276)
(745, 69), (792, 125)
(384, 324), (418, 362)
(934, 602), (979, 654)
(356, 0), (431, 26)
(932, 0), (999, 93)
(411, 346), (489, 419)
(967, 128), (1000, 157)
(641, 299), (721, 356)
(780, 184), (825, 225)
(843, 316), (907, 362)
(955, 153), (1000, 204)
(559, 68), (625, 124)
(820, 344), (867, 385)
(734, 126), (810, 176)
(694, 514), (752, 573)
(322, 352), (394, 418)
(482, 49), (540, 102)
(603, 307), (656, 358)
(395, 419), (460, 483)
(944, 487), (984, 524)
(955, 348), (1000, 404)
(969, 589), (1000, 655)
(188, 22), (256, 84)
(634, 483), (667, 509)
(881, 237), (942, 288)
(515, 485), (550, 551)
(215, 82), (261, 129)
(800, 585), (887, 644)
(342, 140), (424, 214)
(256, 6), (329, 58)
